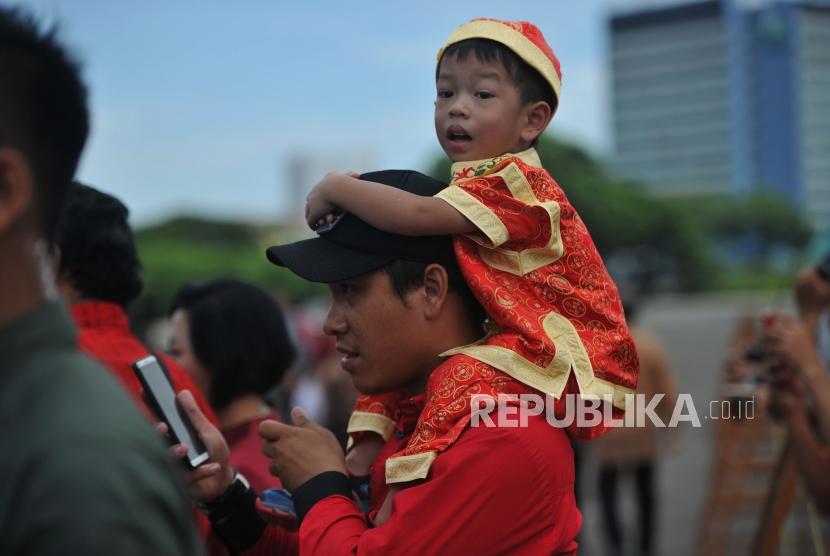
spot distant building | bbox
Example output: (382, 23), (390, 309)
(285, 150), (376, 229)
(609, 0), (830, 241)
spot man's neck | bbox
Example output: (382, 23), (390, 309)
(404, 318), (485, 397)
(0, 249), (48, 329)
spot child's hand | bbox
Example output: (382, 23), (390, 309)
(306, 172), (343, 229)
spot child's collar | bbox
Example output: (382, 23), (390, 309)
(449, 147), (541, 181)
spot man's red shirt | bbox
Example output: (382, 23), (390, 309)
(246, 393), (581, 555)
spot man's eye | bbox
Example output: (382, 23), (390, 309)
(437, 90), (453, 99)
(475, 91), (494, 99)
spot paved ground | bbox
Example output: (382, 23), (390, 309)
(576, 292), (787, 556)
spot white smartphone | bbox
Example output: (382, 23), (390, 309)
(132, 355), (210, 468)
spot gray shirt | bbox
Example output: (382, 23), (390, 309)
(0, 301), (202, 555)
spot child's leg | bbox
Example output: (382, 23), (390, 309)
(345, 431), (386, 476)
(346, 391), (407, 475)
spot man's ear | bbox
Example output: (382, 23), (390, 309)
(0, 148), (34, 234)
(520, 101), (553, 145)
(421, 263), (450, 319)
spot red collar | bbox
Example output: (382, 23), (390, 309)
(70, 301), (131, 331)
(396, 394), (425, 436)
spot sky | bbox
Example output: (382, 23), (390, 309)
(15, 0), (645, 226)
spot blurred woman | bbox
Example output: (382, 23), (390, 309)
(168, 278), (296, 492)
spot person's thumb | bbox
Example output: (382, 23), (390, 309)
(291, 406), (315, 428)
(177, 390), (209, 432)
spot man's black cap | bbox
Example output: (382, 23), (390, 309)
(266, 170), (456, 283)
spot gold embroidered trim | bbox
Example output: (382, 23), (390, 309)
(449, 147), (542, 181)
(440, 311), (634, 410)
(347, 411), (397, 442)
(385, 451), (438, 484)
(448, 158), (564, 276)
(435, 187), (508, 247)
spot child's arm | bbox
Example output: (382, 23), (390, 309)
(306, 172), (476, 236)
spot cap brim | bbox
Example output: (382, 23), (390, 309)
(266, 237), (396, 283)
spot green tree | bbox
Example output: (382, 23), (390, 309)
(130, 217), (324, 333)
(697, 191), (812, 258)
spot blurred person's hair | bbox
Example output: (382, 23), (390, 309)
(382, 259), (488, 329)
(0, 7), (89, 240)
(55, 182), (143, 307)
(438, 38), (558, 116)
(169, 279), (297, 410)
(817, 251), (830, 282)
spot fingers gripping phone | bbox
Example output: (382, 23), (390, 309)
(132, 355), (210, 468)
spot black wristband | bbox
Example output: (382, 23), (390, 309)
(203, 475), (266, 552)
(292, 471), (353, 524)
(348, 474), (370, 498)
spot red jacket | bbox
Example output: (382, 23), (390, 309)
(70, 301), (223, 552)
(71, 301), (217, 425)
(245, 395), (581, 555)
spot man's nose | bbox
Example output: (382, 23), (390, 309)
(322, 303), (347, 336)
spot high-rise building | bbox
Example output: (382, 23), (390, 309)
(609, 0), (830, 240)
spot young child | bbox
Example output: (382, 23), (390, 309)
(306, 18), (639, 484)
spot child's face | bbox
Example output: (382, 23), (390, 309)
(435, 53), (530, 162)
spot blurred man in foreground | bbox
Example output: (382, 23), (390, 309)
(0, 8), (200, 554)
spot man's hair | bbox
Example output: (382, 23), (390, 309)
(169, 279), (297, 410)
(382, 259), (488, 329)
(438, 38), (557, 114)
(55, 183), (143, 307)
(0, 7), (89, 241)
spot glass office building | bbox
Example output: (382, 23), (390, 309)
(610, 0), (830, 241)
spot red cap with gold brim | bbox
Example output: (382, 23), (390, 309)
(437, 18), (562, 114)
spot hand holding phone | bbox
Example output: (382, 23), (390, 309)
(133, 355), (210, 468)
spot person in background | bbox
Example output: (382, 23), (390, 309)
(168, 278), (297, 492)
(55, 182), (217, 426)
(55, 182), (227, 553)
(767, 255), (830, 514)
(594, 296), (679, 556)
(0, 7), (199, 553)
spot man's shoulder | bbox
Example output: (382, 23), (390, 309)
(460, 411), (573, 453)
(0, 349), (199, 553)
(437, 412), (574, 486)
(4, 346), (165, 456)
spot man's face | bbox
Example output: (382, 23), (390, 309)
(435, 53), (529, 162)
(323, 269), (430, 395)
